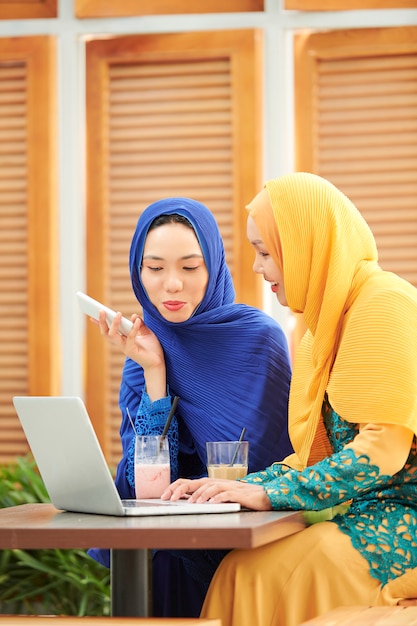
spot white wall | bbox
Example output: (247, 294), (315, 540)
(0, 2), (416, 394)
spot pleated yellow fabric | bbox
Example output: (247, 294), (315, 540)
(247, 173), (417, 468)
(201, 521), (399, 626)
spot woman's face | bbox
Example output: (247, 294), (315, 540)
(141, 222), (209, 322)
(247, 215), (288, 307)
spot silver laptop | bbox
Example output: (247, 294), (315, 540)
(13, 396), (241, 517)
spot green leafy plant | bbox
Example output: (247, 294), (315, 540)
(0, 455), (110, 616)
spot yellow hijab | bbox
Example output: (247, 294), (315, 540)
(248, 172), (417, 469)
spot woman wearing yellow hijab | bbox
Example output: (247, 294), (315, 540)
(163, 173), (417, 626)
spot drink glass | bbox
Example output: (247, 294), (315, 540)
(206, 440), (249, 480)
(134, 435), (170, 498)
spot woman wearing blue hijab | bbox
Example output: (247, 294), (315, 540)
(88, 197), (292, 616)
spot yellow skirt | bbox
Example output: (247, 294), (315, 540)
(201, 521), (399, 626)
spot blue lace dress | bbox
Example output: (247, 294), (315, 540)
(243, 396), (417, 586)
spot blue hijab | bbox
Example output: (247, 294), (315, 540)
(116, 197), (292, 496)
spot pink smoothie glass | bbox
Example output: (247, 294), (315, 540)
(134, 435), (170, 498)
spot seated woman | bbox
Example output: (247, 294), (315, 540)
(87, 197), (293, 617)
(163, 174), (417, 626)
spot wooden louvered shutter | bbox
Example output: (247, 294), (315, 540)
(86, 30), (263, 464)
(0, 36), (58, 464)
(295, 26), (417, 286)
(285, 1), (417, 9)
(76, 0), (263, 18)
(0, 1), (57, 19)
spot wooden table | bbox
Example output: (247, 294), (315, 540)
(300, 605), (417, 625)
(0, 618), (221, 625)
(0, 503), (305, 618)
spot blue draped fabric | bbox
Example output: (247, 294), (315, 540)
(89, 198), (293, 614)
(119, 197), (293, 478)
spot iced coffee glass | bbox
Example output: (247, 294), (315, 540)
(134, 435), (170, 498)
(206, 440), (248, 480)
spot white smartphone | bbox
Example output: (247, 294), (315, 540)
(76, 291), (134, 336)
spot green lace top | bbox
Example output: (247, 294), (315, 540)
(242, 397), (417, 586)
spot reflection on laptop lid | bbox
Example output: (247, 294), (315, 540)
(12, 396), (240, 517)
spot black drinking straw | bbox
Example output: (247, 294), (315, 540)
(160, 395), (180, 450)
(230, 426), (247, 466)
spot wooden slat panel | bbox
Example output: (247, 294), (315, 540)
(0, 37), (58, 464)
(294, 26), (417, 351)
(285, 0), (417, 9)
(0, 60), (29, 461)
(107, 58), (237, 460)
(0, 0), (56, 19)
(76, 0), (263, 18)
(86, 31), (263, 465)
(108, 59), (235, 260)
(315, 52), (417, 286)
